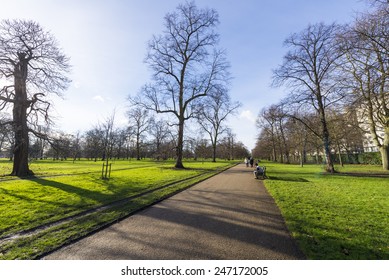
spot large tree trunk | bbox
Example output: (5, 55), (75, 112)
(11, 103), (31, 176)
(212, 143), (217, 163)
(11, 53), (33, 177)
(322, 127), (335, 173)
(211, 135), (217, 163)
(136, 133), (141, 160)
(336, 141), (344, 167)
(279, 122), (290, 164)
(366, 100), (389, 170)
(299, 149), (304, 167)
(380, 146), (389, 170)
(175, 118), (185, 169)
(318, 90), (335, 173)
(380, 129), (389, 170)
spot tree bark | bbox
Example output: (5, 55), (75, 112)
(322, 126), (335, 173)
(366, 97), (389, 170)
(317, 87), (335, 173)
(381, 128), (389, 170)
(136, 133), (141, 160)
(380, 146), (389, 170)
(337, 142), (344, 167)
(11, 53), (33, 176)
(175, 117), (185, 168)
(212, 141), (217, 163)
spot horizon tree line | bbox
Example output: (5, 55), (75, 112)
(0, 114), (249, 163)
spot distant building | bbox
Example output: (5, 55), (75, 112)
(356, 104), (385, 153)
(361, 128), (385, 152)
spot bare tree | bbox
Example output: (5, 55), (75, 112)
(112, 128), (130, 159)
(272, 23), (344, 173)
(326, 109), (365, 166)
(338, 6), (389, 170)
(252, 130), (274, 161)
(130, 1), (230, 168)
(96, 112), (117, 179)
(257, 106), (281, 162)
(70, 132), (82, 161)
(219, 128), (237, 160)
(367, 0), (389, 10)
(257, 104), (290, 163)
(84, 128), (104, 162)
(46, 132), (73, 160)
(286, 115), (310, 166)
(0, 19), (70, 176)
(149, 118), (171, 160)
(197, 88), (240, 162)
(101, 113), (116, 162)
(127, 107), (151, 160)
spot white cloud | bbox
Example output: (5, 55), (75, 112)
(239, 110), (256, 123)
(93, 95), (105, 102)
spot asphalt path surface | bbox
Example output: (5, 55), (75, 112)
(43, 163), (304, 260)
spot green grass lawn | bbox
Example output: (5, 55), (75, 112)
(0, 158), (156, 177)
(2, 158), (388, 260)
(0, 158), (235, 259)
(263, 162), (389, 260)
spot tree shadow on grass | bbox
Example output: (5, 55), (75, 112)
(0, 177), (116, 239)
(268, 176), (309, 182)
(32, 177), (114, 205)
(287, 216), (389, 259)
(325, 172), (389, 178)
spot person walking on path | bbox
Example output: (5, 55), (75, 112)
(43, 163), (304, 260)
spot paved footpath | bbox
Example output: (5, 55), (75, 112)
(43, 164), (304, 260)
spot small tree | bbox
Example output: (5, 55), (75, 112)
(0, 19), (70, 176)
(127, 107), (151, 160)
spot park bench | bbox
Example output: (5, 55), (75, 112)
(254, 166), (267, 180)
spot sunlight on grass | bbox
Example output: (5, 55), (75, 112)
(0, 159), (235, 259)
(263, 162), (389, 259)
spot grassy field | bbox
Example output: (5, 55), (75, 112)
(1, 158), (388, 260)
(263, 162), (389, 260)
(0, 158), (236, 259)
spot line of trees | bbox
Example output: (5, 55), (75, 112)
(0, 115), (249, 163)
(254, 105), (365, 166)
(256, 0), (389, 171)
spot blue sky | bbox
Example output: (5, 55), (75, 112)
(0, 0), (369, 150)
